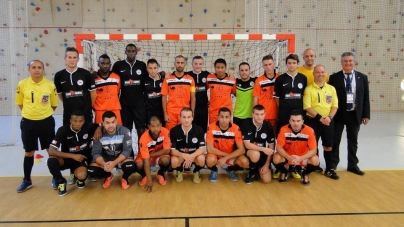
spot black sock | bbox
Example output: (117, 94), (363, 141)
(303, 164), (317, 175)
(323, 150), (332, 171)
(137, 168), (145, 178)
(193, 165), (203, 173)
(23, 156), (34, 181)
(47, 158), (64, 181)
(104, 172), (112, 178)
(227, 165), (240, 171)
(208, 166), (218, 172)
(274, 161), (287, 173)
(158, 165), (169, 175)
(175, 166), (183, 172)
(249, 161), (257, 171)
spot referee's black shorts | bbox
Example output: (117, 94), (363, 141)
(193, 106), (208, 132)
(121, 106), (147, 130)
(304, 116), (334, 147)
(20, 116), (55, 152)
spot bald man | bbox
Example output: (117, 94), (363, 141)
(297, 48), (329, 85)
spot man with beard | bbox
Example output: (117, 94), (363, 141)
(93, 54), (122, 125)
(161, 55), (196, 130)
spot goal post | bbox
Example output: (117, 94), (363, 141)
(75, 33), (295, 76)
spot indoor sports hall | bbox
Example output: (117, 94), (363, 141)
(0, 1), (403, 226)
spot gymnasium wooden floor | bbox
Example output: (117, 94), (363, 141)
(1, 171), (403, 227)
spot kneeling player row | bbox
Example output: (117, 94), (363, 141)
(46, 106), (319, 196)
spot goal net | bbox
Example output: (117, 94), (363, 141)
(76, 34), (295, 78)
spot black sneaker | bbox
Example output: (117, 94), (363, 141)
(325, 169), (340, 180)
(76, 180), (86, 188)
(315, 166), (323, 173)
(301, 173), (310, 186)
(278, 171), (289, 183)
(58, 181), (67, 196)
(244, 170), (256, 185)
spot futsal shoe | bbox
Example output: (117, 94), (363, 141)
(272, 170), (281, 179)
(138, 177), (147, 187)
(301, 173), (310, 186)
(157, 174), (167, 185)
(193, 171), (201, 184)
(278, 171), (289, 183)
(209, 171), (218, 182)
(175, 171), (183, 183)
(67, 173), (77, 185)
(244, 170), (256, 184)
(102, 174), (114, 189)
(17, 179), (33, 193)
(76, 180), (86, 188)
(227, 170), (239, 182)
(58, 180), (67, 196)
(289, 166), (302, 179)
(52, 178), (57, 190)
(325, 169), (340, 180)
(121, 178), (130, 190)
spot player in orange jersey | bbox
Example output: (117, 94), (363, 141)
(273, 110), (319, 186)
(207, 58), (236, 124)
(93, 54), (122, 125)
(253, 55), (279, 134)
(206, 107), (248, 182)
(136, 116), (171, 192)
(161, 55), (196, 130)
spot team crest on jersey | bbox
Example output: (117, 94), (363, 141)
(136, 69), (142, 75)
(159, 82), (162, 87)
(202, 78), (206, 83)
(298, 83), (303, 89)
(52, 140), (57, 145)
(77, 80), (84, 86)
(261, 133), (267, 139)
(326, 95), (332, 104)
(83, 134), (88, 139)
(250, 81), (255, 86)
(192, 137), (198, 143)
(41, 95), (49, 104)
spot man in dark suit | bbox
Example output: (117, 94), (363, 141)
(328, 52), (370, 176)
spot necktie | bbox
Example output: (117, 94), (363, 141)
(345, 73), (353, 110)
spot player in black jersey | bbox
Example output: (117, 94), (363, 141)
(112, 44), (148, 137)
(241, 105), (275, 184)
(170, 108), (206, 184)
(273, 54), (307, 134)
(143, 59), (165, 126)
(48, 111), (101, 196)
(54, 47), (96, 126)
(186, 56), (210, 132)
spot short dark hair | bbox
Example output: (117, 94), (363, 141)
(148, 116), (161, 125)
(262, 54), (274, 62)
(147, 58), (159, 66)
(286, 54), (299, 64)
(239, 62), (250, 70)
(180, 107), (193, 116)
(192, 56), (204, 62)
(70, 110), (85, 118)
(290, 109), (303, 119)
(28, 60), (44, 68)
(65, 47), (79, 57)
(98, 54), (110, 62)
(125, 43), (137, 51)
(102, 111), (116, 121)
(253, 104), (265, 112)
(218, 107), (231, 115)
(175, 55), (185, 61)
(214, 58), (227, 67)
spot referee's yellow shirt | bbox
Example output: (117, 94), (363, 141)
(15, 77), (58, 120)
(297, 66), (329, 85)
(303, 82), (338, 117)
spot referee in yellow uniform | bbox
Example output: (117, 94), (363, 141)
(15, 60), (58, 192)
(303, 64), (339, 180)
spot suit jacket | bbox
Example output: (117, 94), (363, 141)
(328, 70), (370, 124)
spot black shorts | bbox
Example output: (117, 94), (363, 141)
(121, 107), (146, 130)
(146, 109), (165, 127)
(233, 117), (251, 129)
(304, 116), (334, 147)
(60, 158), (87, 171)
(20, 116), (55, 152)
(257, 151), (269, 167)
(193, 106), (208, 132)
